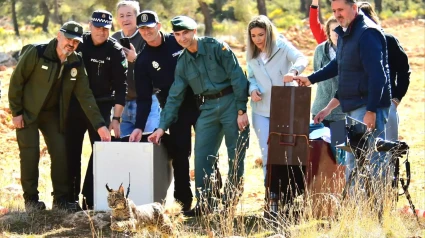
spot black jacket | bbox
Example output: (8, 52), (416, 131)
(385, 33), (410, 101)
(134, 32), (198, 130)
(76, 33), (127, 106)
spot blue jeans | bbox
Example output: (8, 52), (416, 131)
(345, 106), (390, 183)
(120, 96), (161, 137)
(386, 101), (398, 141)
(251, 112), (269, 180)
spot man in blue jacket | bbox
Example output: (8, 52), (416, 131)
(295, 0), (390, 186)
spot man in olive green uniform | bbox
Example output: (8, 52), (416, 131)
(8, 21), (111, 212)
(149, 16), (249, 217)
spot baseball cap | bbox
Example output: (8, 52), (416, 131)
(60, 21), (83, 42)
(137, 10), (159, 28)
(170, 16), (197, 32)
(91, 10), (113, 29)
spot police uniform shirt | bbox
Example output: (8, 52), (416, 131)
(134, 32), (197, 130)
(76, 33), (127, 106)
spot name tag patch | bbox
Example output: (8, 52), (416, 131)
(41, 65), (48, 70)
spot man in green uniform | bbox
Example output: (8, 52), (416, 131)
(8, 21), (110, 212)
(149, 16), (249, 217)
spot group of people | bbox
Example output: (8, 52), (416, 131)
(8, 0), (409, 218)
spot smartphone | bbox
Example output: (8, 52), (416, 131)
(119, 37), (130, 49)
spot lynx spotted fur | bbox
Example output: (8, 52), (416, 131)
(106, 184), (174, 236)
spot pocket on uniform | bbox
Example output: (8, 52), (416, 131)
(207, 63), (226, 83)
(186, 71), (204, 94)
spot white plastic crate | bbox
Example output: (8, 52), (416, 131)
(93, 142), (173, 210)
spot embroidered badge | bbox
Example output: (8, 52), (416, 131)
(141, 14), (148, 22)
(102, 14), (106, 18)
(71, 68), (77, 77)
(152, 61), (161, 71)
(74, 27), (79, 32)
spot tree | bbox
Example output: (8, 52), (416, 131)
(53, 0), (63, 25)
(12, 0), (19, 36)
(374, 0), (382, 12)
(300, 0), (309, 17)
(198, 0), (213, 36)
(257, 0), (267, 16)
(40, 1), (50, 33)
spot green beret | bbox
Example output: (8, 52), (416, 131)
(170, 16), (197, 32)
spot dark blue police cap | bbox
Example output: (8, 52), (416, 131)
(91, 10), (113, 29)
(137, 10), (159, 28)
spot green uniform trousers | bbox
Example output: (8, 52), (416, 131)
(194, 93), (249, 204)
(16, 110), (68, 200)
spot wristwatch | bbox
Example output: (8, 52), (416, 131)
(238, 110), (246, 115)
(112, 116), (121, 123)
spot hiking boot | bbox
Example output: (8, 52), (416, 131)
(53, 197), (82, 213)
(24, 194), (46, 212)
(25, 200), (46, 212)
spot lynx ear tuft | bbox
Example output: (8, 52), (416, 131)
(106, 183), (113, 192)
(118, 183), (125, 194)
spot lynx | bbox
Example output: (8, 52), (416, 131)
(106, 184), (175, 236)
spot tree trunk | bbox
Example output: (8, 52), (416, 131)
(300, 0), (308, 17)
(374, 0), (382, 12)
(198, 0), (213, 36)
(53, 0), (61, 24)
(256, 0), (267, 16)
(40, 1), (50, 33)
(11, 0), (19, 36)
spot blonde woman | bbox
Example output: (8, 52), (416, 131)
(246, 15), (308, 215)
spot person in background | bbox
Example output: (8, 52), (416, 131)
(9, 21), (110, 212)
(311, 16), (345, 128)
(246, 15), (308, 216)
(309, 0), (327, 44)
(65, 10), (127, 210)
(112, 1), (161, 136)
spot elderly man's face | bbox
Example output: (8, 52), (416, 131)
(56, 32), (80, 56)
(116, 5), (137, 33)
(332, 0), (357, 28)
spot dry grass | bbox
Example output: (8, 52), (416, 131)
(0, 18), (424, 237)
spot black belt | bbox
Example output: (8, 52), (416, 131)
(203, 86), (233, 100)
